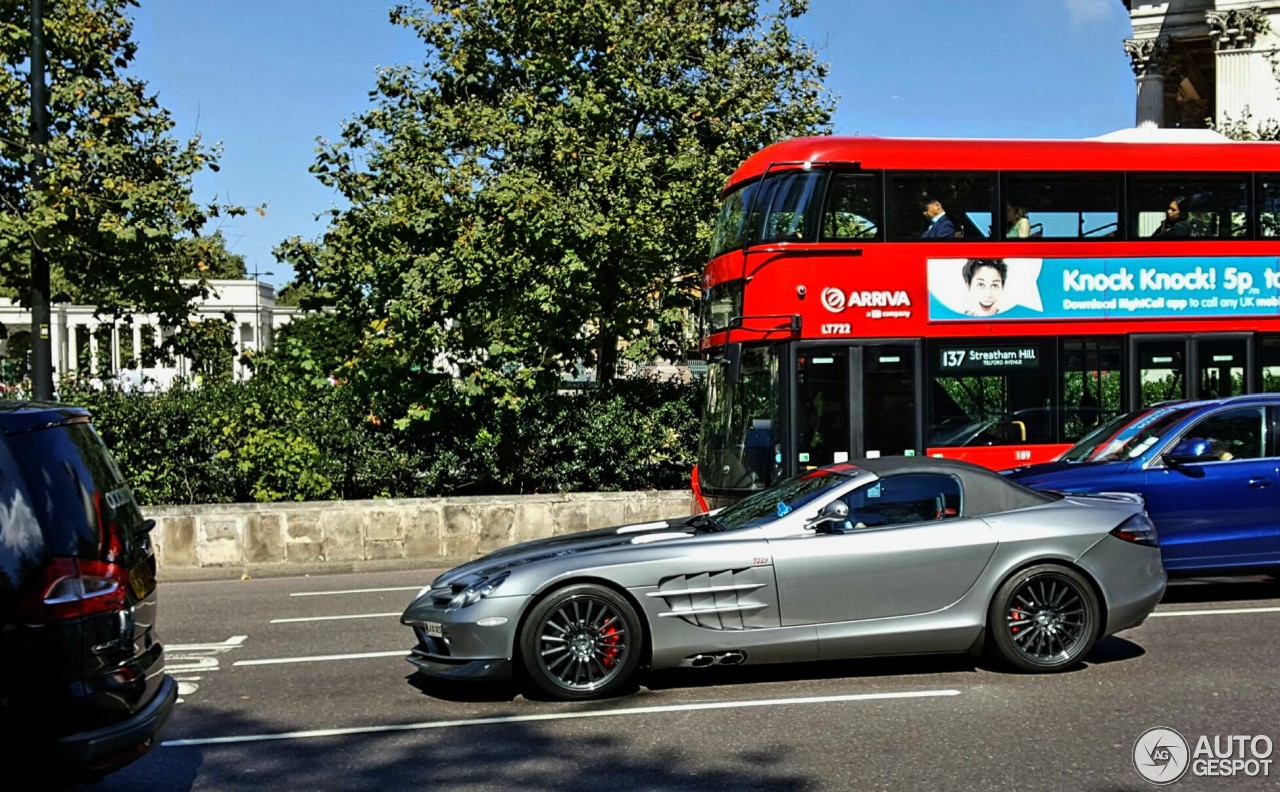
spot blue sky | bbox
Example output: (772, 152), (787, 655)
(132, 0), (1135, 288)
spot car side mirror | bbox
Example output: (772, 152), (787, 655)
(806, 499), (849, 531)
(1163, 437), (1216, 466)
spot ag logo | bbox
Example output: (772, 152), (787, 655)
(820, 287), (846, 312)
(1133, 727), (1190, 785)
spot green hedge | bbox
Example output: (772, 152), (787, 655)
(63, 374), (702, 505)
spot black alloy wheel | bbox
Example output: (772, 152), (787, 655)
(519, 583), (643, 700)
(988, 564), (1099, 672)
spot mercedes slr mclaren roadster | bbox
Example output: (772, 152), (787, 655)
(401, 457), (1166, 700)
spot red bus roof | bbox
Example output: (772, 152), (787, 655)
(725, 130), (1280, 195)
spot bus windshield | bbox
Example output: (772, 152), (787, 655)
(696, 346), (783, 495)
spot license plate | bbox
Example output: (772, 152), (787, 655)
(425, 621), (443, 638)
(129, 559), (157, 599)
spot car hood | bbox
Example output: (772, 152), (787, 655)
(1003, 459), (1139, 491)
(431, 518), (701, 587)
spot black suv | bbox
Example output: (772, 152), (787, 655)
(0, 401), (176, 783)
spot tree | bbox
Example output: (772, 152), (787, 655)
(0, 0), (243, 337)
(283, 0), (832, 415)
(173, 230), (247, 280)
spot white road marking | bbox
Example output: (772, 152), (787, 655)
(168, 635), (249, 661)
(1151, 605), (1280, 617)
(270, 612), (400, 624)
(234, 650), (406, 666)
(162, 688), (962, 747)
(167, 636), (248, 703)
(290, 587), (422, 597)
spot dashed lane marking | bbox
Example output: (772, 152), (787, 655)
(290, 587), (422, 597)
(234, 650), (406, 666)
(270, 612), (401, 624)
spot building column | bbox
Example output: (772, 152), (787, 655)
(68, 320), (82, 376)
(87, 325), (99, 376)
(1126, 36), (1172, 128)
(109, 322), (120, 374)
(1208, 7), (1271, 127)
(48, 306), (63, 381)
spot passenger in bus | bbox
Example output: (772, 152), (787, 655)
(1150, 196), (1194, 238)
(921, 199), (957, 239)
(1006, 202), (1031, 238)
(961, 258), (1007, 316)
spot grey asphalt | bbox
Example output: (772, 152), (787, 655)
(89, 571), (1280, 792)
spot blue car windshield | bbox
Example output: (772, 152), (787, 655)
(1060, 405), (1198, 462)
(713, 468), (859, 531)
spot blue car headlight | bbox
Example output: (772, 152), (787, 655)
(448, 571), (510, 609)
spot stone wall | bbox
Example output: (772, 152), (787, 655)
(149, 490), (694, 580)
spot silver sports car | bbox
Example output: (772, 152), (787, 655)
(401, 457), (1166, 700)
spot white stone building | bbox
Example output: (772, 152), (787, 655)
(1123, 1), (1280, 128)
(0, 278), (299, 389)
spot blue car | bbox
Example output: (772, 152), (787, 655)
(1003, 394), (1280, 576)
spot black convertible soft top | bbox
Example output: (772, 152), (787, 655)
(842, 456), (1058, 518)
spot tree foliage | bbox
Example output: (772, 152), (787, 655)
(1213, 107), (1280, 141)
(0, 0), (243, 335)
(282, 0), (832, 418)
(67, 371), (700, 503)
(173, 230), (247, 280)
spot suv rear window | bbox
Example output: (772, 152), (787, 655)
(5, 421), (144, 558)
(0, 437), (45, 601)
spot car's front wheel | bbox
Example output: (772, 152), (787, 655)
(519, 583), (643, 700)
(988, 564), (1099, 673)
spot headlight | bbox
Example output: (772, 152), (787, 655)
(448, 571), (510, 609)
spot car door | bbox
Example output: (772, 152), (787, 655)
(768, 473), (997, 631)
(1141, 405), (1280, 571)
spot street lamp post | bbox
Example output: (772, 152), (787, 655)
(29, 0), (53, 399)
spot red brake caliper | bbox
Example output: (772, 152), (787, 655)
(600, 624), (621, 668)
(1010, 608), (1023, 634)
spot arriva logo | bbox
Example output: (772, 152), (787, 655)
(820, 287), (912, 313)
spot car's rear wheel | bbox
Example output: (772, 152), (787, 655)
(519, 583), (643, 700)
(988, 564), (1098, 673)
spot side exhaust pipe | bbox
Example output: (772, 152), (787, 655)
(681, 651), (748, 668)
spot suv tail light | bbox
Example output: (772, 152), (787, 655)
(1110, 513), (1160, 547)
(16, 557), (128, 623)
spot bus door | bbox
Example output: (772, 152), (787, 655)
(793, 342), (920, 471)
(1130, 334), (1252, 407)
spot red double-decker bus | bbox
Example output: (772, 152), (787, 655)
(692, 130), (1280, 510)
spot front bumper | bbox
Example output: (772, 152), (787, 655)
(405, 650), (513, 681)
(401, 593), (526, 681)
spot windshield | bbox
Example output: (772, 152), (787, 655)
(710, 467), (860, 531)
(696, 345), (782, 495)
(699, 279), (743, 336)
(710, 170), (827, 258)
(1059, 404), (1197, 462)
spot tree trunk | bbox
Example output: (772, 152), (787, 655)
(597, 327), (618, 383)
